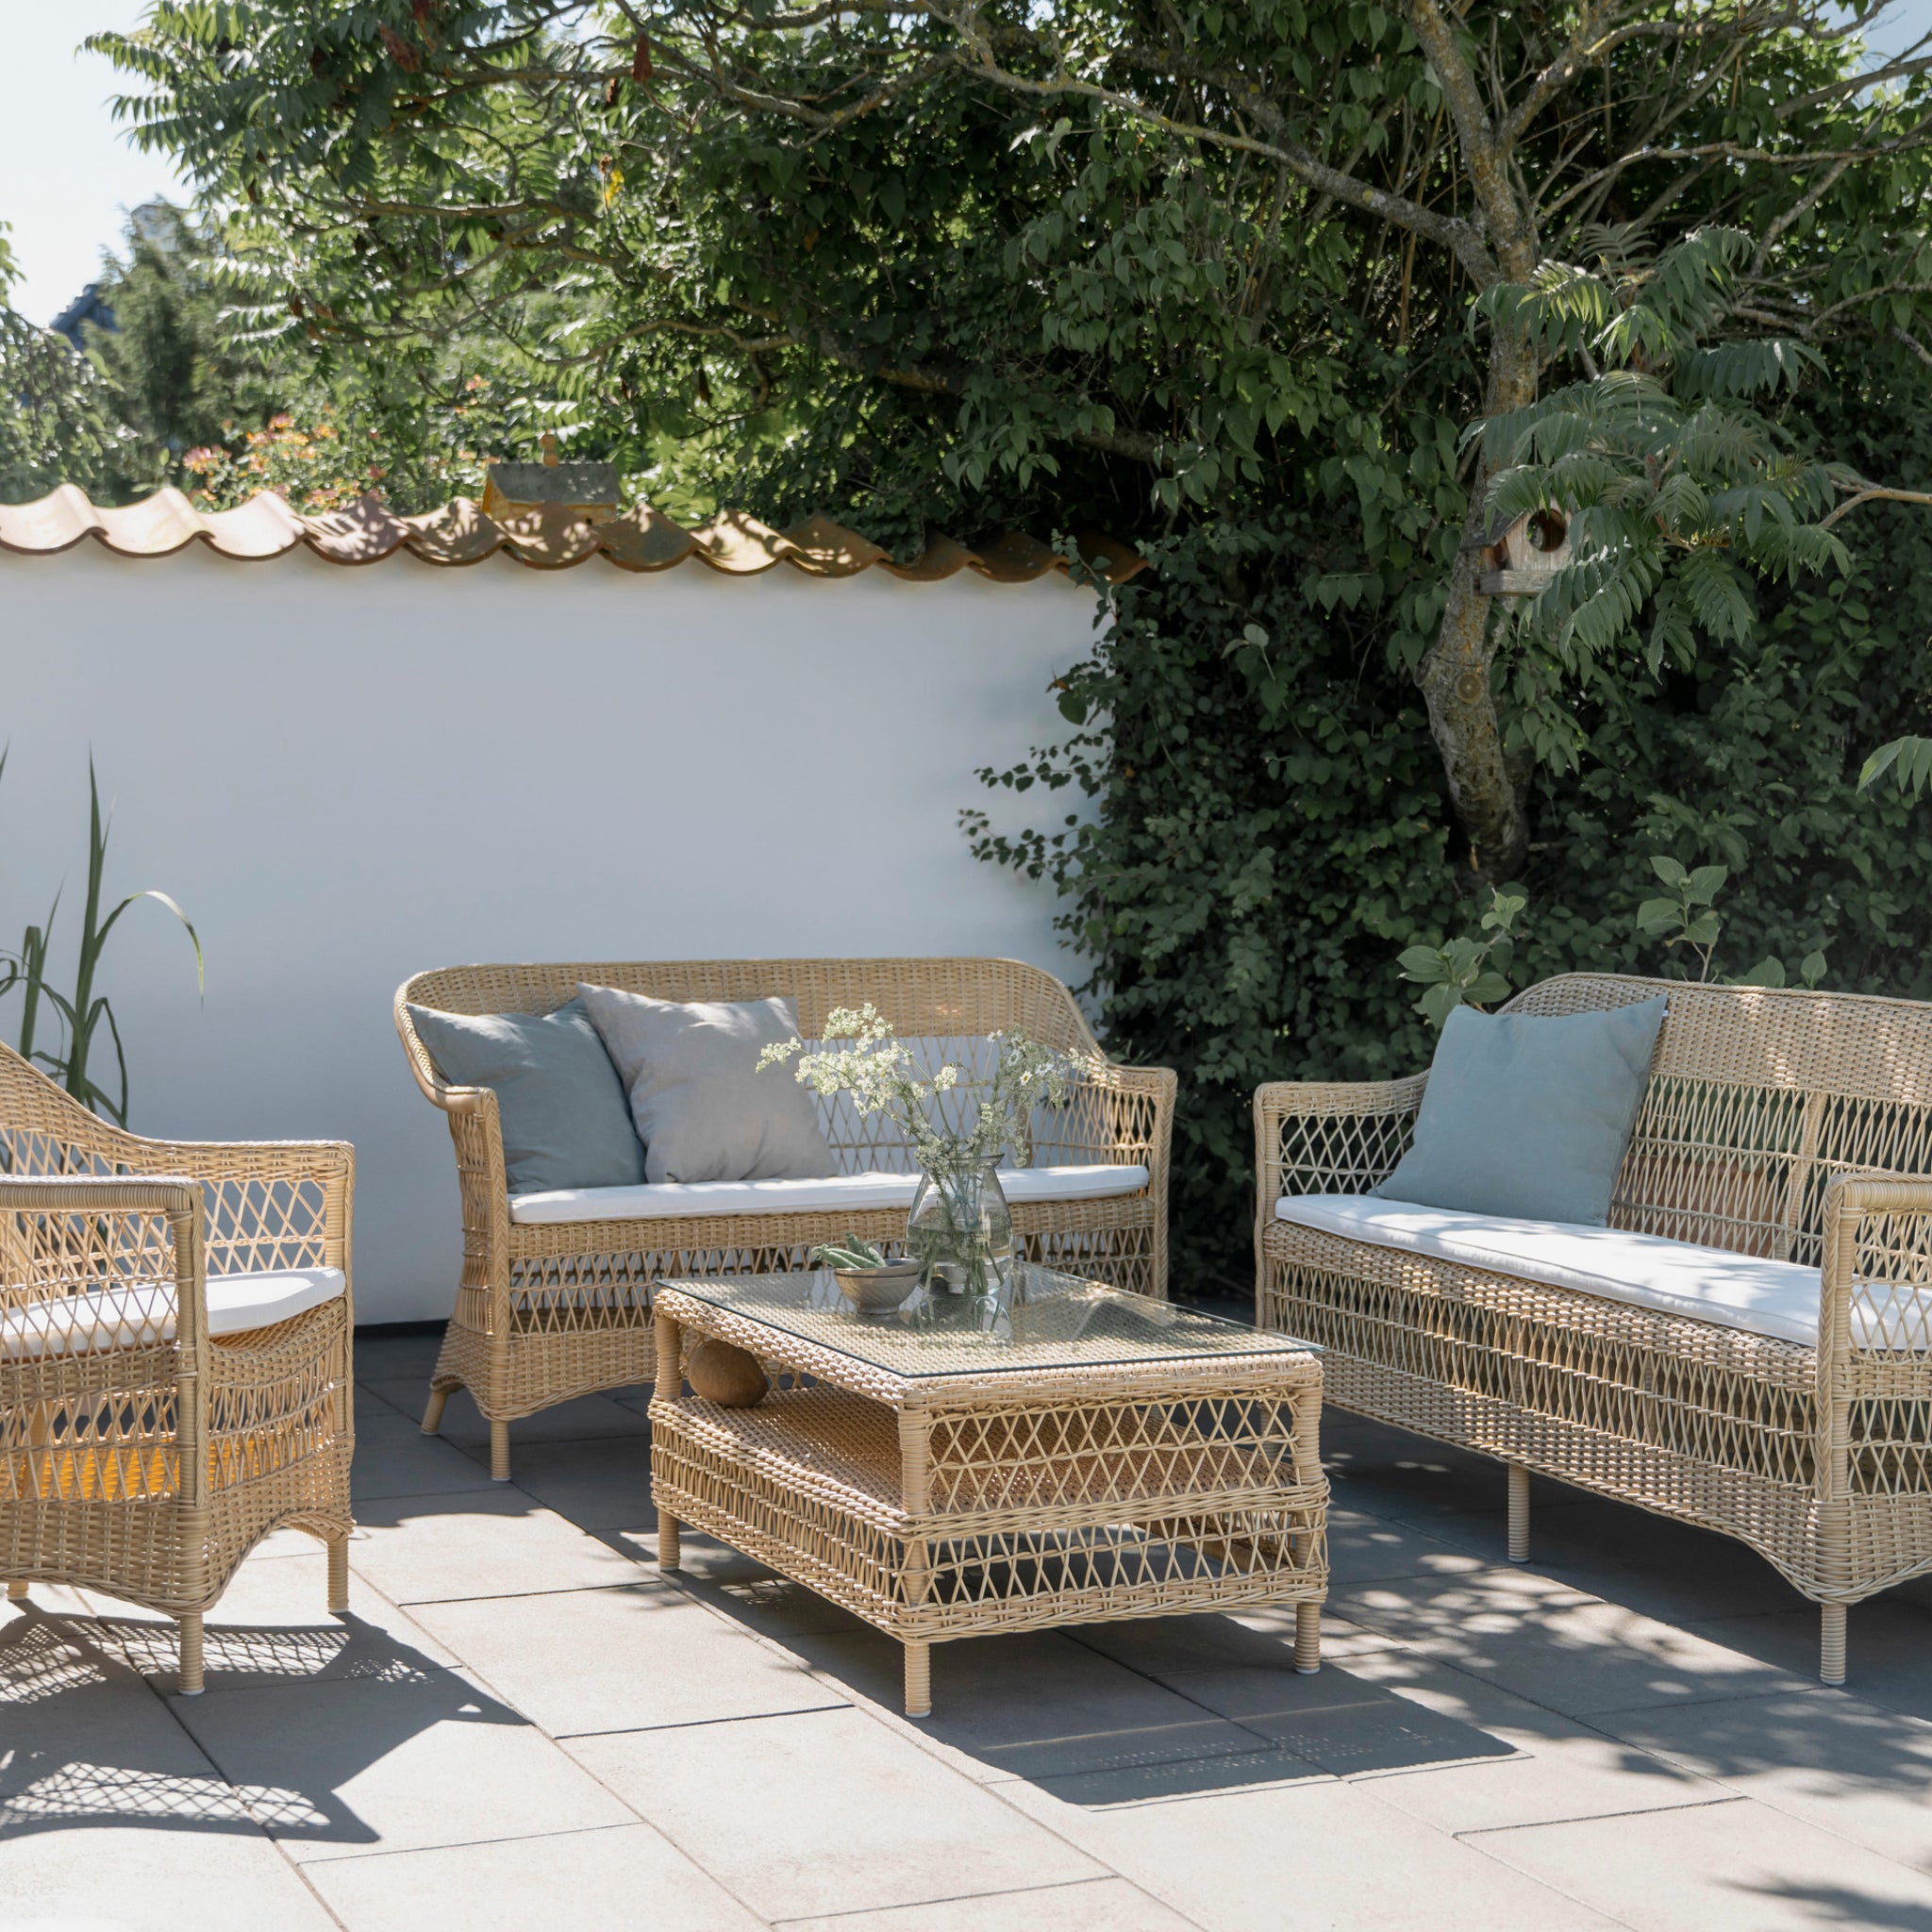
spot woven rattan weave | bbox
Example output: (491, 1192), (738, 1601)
(651, 1266), (1326, 1714)
(0, 1043), (355, 1694)
(396, 958), (1174, 1479)
(1256, 972), (1932, 1684)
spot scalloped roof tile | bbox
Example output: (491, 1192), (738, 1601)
(0, 486), (1144, 584)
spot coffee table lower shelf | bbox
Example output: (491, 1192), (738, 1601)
(650, 1371), (1327, 1717)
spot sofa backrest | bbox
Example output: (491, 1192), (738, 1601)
(1504, 974), (1932, 1265)
(397, 957), (1103, 1178)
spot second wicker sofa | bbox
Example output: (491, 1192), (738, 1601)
(397, 957), (1174, 1478)
(1257, 972), (1932, 1685)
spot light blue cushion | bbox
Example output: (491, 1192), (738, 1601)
(408, 998), (647, 1193)
(1372, 997), (1667, 1226)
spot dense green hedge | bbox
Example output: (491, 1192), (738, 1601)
(974, 375), (1932, 1298)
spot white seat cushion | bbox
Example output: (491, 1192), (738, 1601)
(1274, 1194), (1860, 1348)
(0, 1267), (346, 1361)
(510, 1164), (1150, 1226)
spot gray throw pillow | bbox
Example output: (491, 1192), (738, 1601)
(577, 984), (837, 1184)
(408, 999), (647, 1194)
(1373, 996), (1668, 1226)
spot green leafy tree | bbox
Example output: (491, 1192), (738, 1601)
(92, 3), (1932, 1287)
(0, 220), (165, 503)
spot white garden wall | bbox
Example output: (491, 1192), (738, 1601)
(0, 540), (1102, 1321)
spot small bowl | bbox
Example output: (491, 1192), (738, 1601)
(831, 1260), (923, 1313)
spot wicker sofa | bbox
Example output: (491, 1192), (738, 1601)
(397, 957), (1174, 1478)
(1257, 972), (1932, 1684)
(0, 1042), (355, 1693)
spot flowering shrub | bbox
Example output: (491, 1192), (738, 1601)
(180, 378), (505, 512)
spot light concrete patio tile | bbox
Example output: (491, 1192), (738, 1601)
(601, 1522), (780, 1586)
(0, 1624), (227, 1830)
(1331, 1567), (1797, 1715)
(1597, 1687), (1932, 1872)
(305, 1821), (766, 1931)
(353, 1425), (503, 1504)
(1476, 1792), (1932, 1930)
(568, 1705), (1107, 1919)
(789, 1627), (1274, 1783)
(0, 1822), (340, 1930)
(697, 1569), (877, 1640)
(779, 1874), (1203, 1930)
(1680, 1596), (1932, 1719)
(996, 1766), (1624, 1931)
(494, 1433), (655, 1531)
(77, 1551), (461, 1691)
(347, 1488), (645, 1604)
(385, 1380), (650, 1450)
(409, 1581), (843, 1736)
(171, 1668), (634, 1861)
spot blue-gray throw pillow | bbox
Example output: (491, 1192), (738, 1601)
(1373, 997), (1667, 1226)
(408, 998), (647, 1194)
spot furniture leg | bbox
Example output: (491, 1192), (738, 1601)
(1507, 1462), (1530, 1563)
(658, 1507), (681, 1572)
(904, 1640), (932, 1717)
(326, 1533), (350, 1613)
(6, 1580), (26, 1601)
(177, 1612), (204, 1696)
(421, 1386), (449, 1436)
(1821, 1603), (1847, 1686)
(1293, 1601), (1322, 1674)
(490, 1418), (510, 1482)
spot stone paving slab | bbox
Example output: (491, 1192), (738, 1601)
(566, 1705), (1110, 1920)
(1474, 1793), (1932, 1931)
(410, 1580), (844, 1736)
(14, 1396), (1932, 1930)
(302, 1822), (768, 1931)
(996, 1767), (1629, 1932)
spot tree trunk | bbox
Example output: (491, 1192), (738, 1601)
(1416, 318), (1538, 885)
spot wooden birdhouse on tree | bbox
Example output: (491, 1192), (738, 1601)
(480, 433), (621, 521)
(1477, 506), (1571, 595)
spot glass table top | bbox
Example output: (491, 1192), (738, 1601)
(654, 1264), (1319, 1381)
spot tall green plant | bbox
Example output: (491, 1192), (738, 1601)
(0, 757), (202, 1124)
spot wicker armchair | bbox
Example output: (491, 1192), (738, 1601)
(0, 1043), (354, 1694)
(1257, 973), (1932, 1683)
(397, 957), (1174, 1478)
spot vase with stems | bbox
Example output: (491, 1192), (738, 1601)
(759, 1004), (1081, 1306)
(906, 1158), (1014, 1299)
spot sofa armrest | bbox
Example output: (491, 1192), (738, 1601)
(1253, 1074), (1427, 1230)
(1821, 1171), (1932, 1356)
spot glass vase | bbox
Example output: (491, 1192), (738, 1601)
(907, 1160), (1014, 1301)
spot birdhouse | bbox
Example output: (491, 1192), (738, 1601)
(480, 433), (621, 521)
(1477, 507), (1570, 596)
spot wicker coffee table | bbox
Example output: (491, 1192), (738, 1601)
(649, 1266), (1326, 1715)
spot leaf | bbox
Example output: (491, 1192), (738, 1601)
(1800, 951), (1828, 988)
(1396, 946), (1450, 983)
(1732, 957), (1787, 988)
(1684, 865), (1729, 904)
(1635, 897), (1682, 934)
(1860, 736), (1932, 798)
(1650, 856), (1688, 886)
